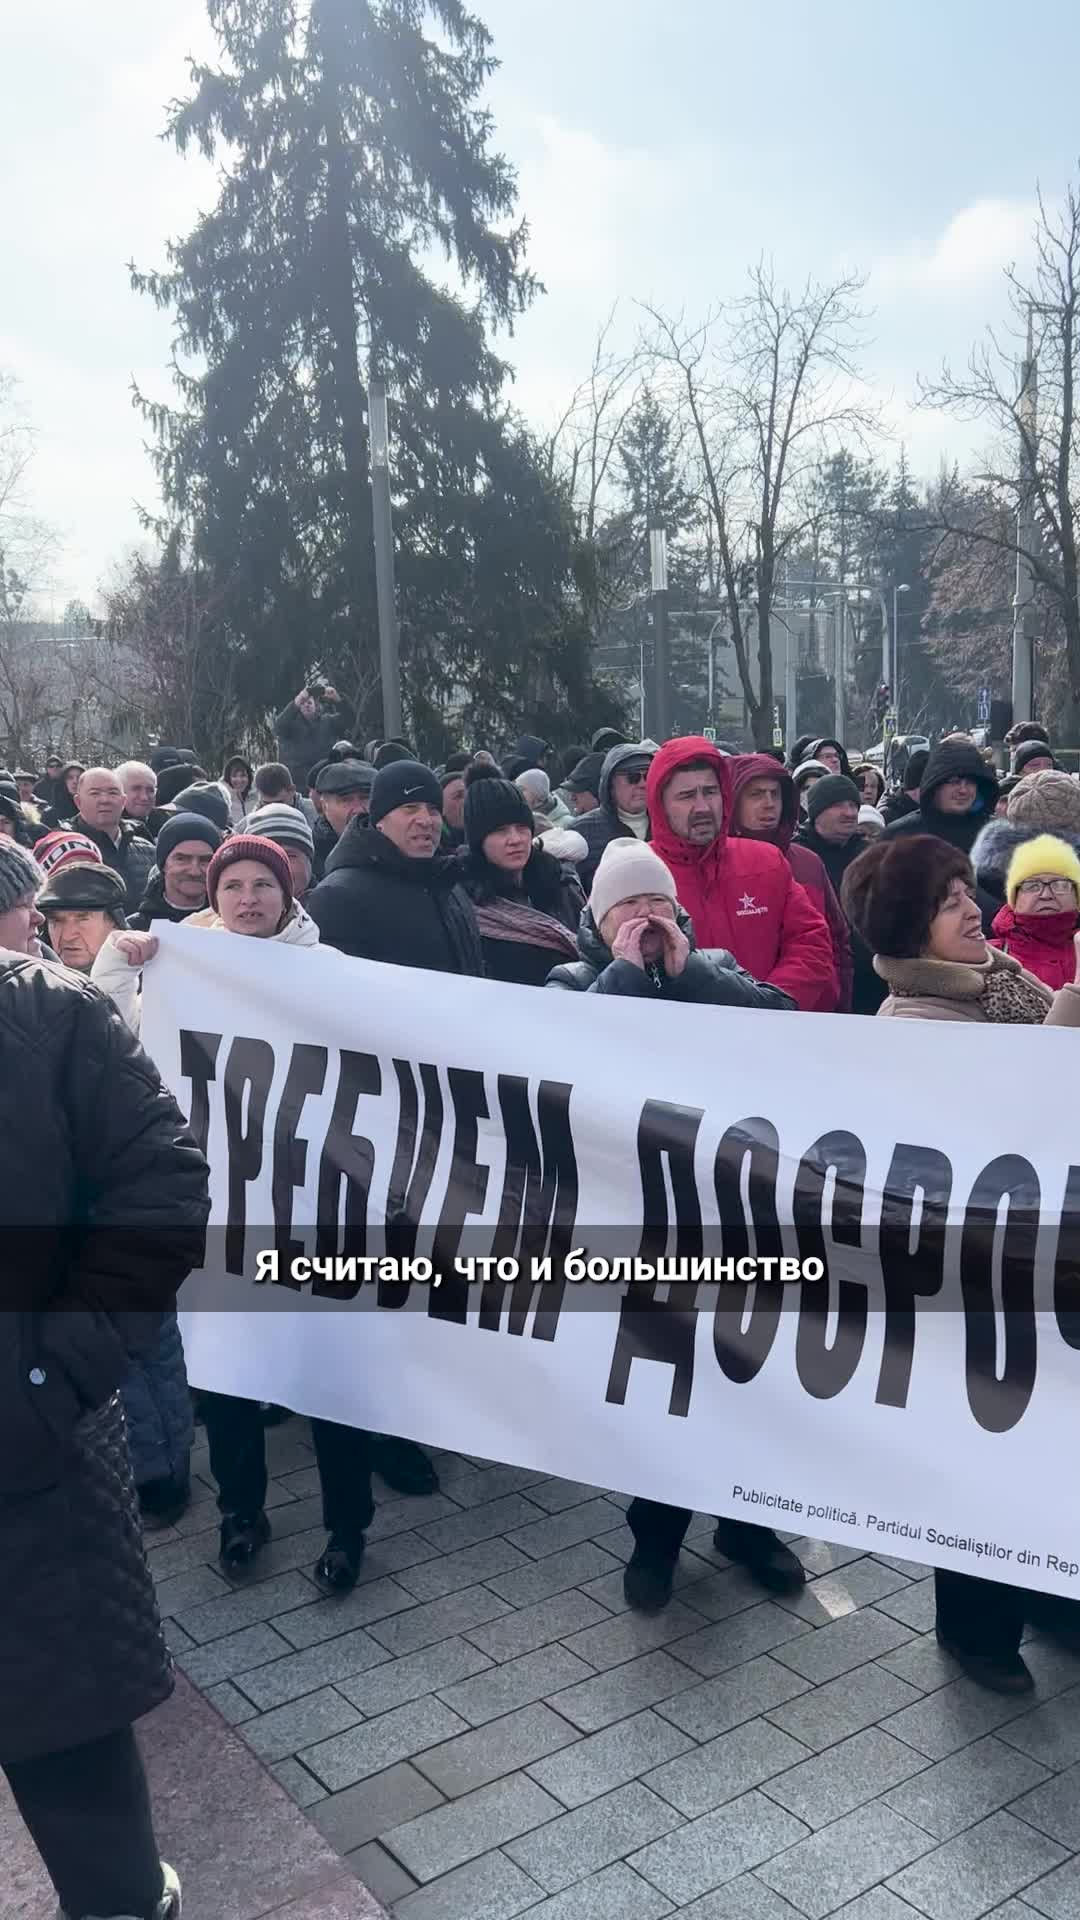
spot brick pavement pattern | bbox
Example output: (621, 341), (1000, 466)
(147, 1420), (1080, 1919)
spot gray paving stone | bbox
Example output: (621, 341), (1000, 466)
(528, 1708), (693, 1809)
(366, 1583), (512, 1656)
(171, 1490), (224, 1536)
(765, 1664), (923, 1753)
(551, 1649), (701, 1734)
(174, 1568), (318, 1643)
(163, 1618), (195, 1656)
(368, 1492), (465, 1540)
(415, 1702), (581, 1798)
(310, 1761), (445, 1851)
(881, 1674), (1038, 1761)
(348, 1528), (443, 1577)
(645, 1717), (808, 1818)
(657, 1655), (812, 1743)
(145, 1527), (219, 1580)
(776, 1559), (913, 1627)
(886, 1810), (1067, 1920)
(883, 1733), (1049, 1840)
(273, 1576), (420, 1647)
(301, 1695), (468, 1791)
(873, 1577), (937, 1634)
(677, 1878), (809, 1920)
(393, 1846), (545, 1920)
(203, 1679), (259, 1725)
(505, 1780), (682, 1894)
(278, 1465), (323, 1500)
(561, 1598), (708, 1672)
(344, 1841), (418, 1907)
(762, 1726), (928, 1830)
(241, 1684), (362, 1762)
(484, 1541), (623, 1609)
(255, 1493), (326, 1541)
(465, 1588), (611, 1662)
(628, 1789), (809, 1905)
(878, 1632), (963, 1694)
(514, 1859), (675, 1919)
(997, 1684), (1080, 1769)
(524, 1478), (609, 1515)
(1025, 1853), (1080, 1917)
(508, 1497), (627, 1559)
(269, 1757), (328, 1807)
(339, 1637), (493, 1716)
(438, 1646), (597, 1728)
(828, 1895), (924, 1920)
(673, 1601), (813, 1678)
(385, 1772), (563, 1882)
(668, 1564), (776, 1625)
(440, 1463), (552, 1507)
(416, 1493), (547, 1554)
(1020, 1636), (1080, 1700)
(178, 1621), (294, 1689)
(871, 1555), (931, 1580)
(790, 1537), (866, 1577)
(152, 1564), (232, 1617)
(233, 1625), (390, 1709)
(771, 1606), (915, 1684)
(1010, 1760), (1080, 1850)
(582, 1549), (718, 1616)
(394, 1537), (532, 1602)
(755, 1802), (935, 1919)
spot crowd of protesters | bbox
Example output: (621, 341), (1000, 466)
(2, 692), (1079, 1916)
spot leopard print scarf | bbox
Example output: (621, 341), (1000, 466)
(980, 963), (1054, 1025)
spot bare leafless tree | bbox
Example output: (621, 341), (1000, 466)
(642, 265), (878, 745)
(0, 372), (64, 760)
(918, 176), (1080, 734)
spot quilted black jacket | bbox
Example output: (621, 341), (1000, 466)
(0, 956), (209, 1761)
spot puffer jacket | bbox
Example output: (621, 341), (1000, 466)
(572, 744), (653, 892)
(881, 741), (999, 852)
(120, 1313), (194, 1488)
(729, 753), (855, 1012)
(547, 902), (795, 1009)
(0, 955), (209, 1762)
(308, 822), (484, 975)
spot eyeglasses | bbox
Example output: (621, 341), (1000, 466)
(1017, 877), (1077, 900)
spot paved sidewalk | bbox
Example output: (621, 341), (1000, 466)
(147, 1419), (1080, 1919)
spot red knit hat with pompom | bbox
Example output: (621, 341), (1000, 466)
(206, 833), (293, 911)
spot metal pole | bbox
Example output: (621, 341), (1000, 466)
(892, 585), (900, 730)
(1011, 310), (1038, 725)
(783, 617), (797, 751)
(368, 375), (402, 740)
(649, 526), (670, 740)
(833, 594), (846, 743)
(879, 590), (890, 688)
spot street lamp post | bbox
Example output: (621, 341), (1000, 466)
(892, 583), (910, 730)
(368, 374), (402, 741)
(649, 526), (670, 741)
(1012, 308), (1039, 725)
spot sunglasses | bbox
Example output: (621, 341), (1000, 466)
(619, 767), (649, 785)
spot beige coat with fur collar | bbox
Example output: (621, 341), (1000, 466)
(874, 945), (1080, 1025)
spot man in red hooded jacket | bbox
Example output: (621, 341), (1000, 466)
(646, 738), (838, 1012)
(729, 753), (853, 1011)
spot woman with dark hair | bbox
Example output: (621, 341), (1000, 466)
(219, 753), (255, 827)
(851, 761), (885, 806)
(457, 763), (583, 985)
(842, 833), (1080, 1693)
(40, 760), (85, 829)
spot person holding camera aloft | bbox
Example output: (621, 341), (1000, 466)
(274, 680), (344, 792)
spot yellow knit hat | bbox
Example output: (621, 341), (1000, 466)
(1006, 832), (1080, 906)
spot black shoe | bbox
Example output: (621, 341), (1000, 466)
(713, 1519), (807, 1593)
(1026, 1592), (1080, 1651)
(219, 1510), (271, 1571)
(935, 1626), (1034, 1694)
(624, 1550), (677, 1614)
(315, 1533), (365, 1593)
(371, 1434), (439, 1496)
(139, 1471), (192, 1531)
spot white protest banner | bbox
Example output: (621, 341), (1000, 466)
(141, 922), (1080, 1599)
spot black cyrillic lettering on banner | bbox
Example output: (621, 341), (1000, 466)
(382, 1060), (443, 1305)
(605, 1283), (699, 1416)
(876, 1144), (950, 1408)
(638, 1098), (704, 1256)
(483, 1077), (577, 1338)
(179, 1029), (222, 1157)
(270, 1044), (328, 1276)
(431, 1068), (491, 1324)
(794, 1129), (868, 1400)
(1052, 1165), (1080, 1349)
(961, 1155), (1039, 1434)
(223, 1036), (275, 1276)
(712, 1117), (783, 1383)
(315, 1051), (381, 1280)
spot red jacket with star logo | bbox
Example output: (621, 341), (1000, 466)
(646, 738), (838, 1012)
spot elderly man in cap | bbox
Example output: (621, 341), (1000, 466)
(574, 742), (655, 891)
(37, 862), (128, 973)
(127, 812), (223, 930)
(315, 758), (375, 840)
(563, 751), (604, 817)
(13, 769), (36, 806)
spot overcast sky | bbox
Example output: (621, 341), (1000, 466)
(4, 0), (1080, 607)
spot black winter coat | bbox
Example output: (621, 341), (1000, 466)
(456, 844), (584, 987)
(307, 822), (484, 974)
(275, 698), (345, 790)
(127, 867), (204, 931)
(64, 813), (156, 912)
(0, 957), (210, 1762)
(546, 905), (795, 1008)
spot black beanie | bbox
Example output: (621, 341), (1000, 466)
(463, 762), (535, 851)
(1012, 737), (1057, 774)
(369, 759), (443, 827)
(156, 810), (223, 867)
(374, 740), (414, 769)
(807, 774), (860, 823)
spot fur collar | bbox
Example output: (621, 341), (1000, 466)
(874, 945), (1019, 1000)
(972, 816), (1080, 890)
